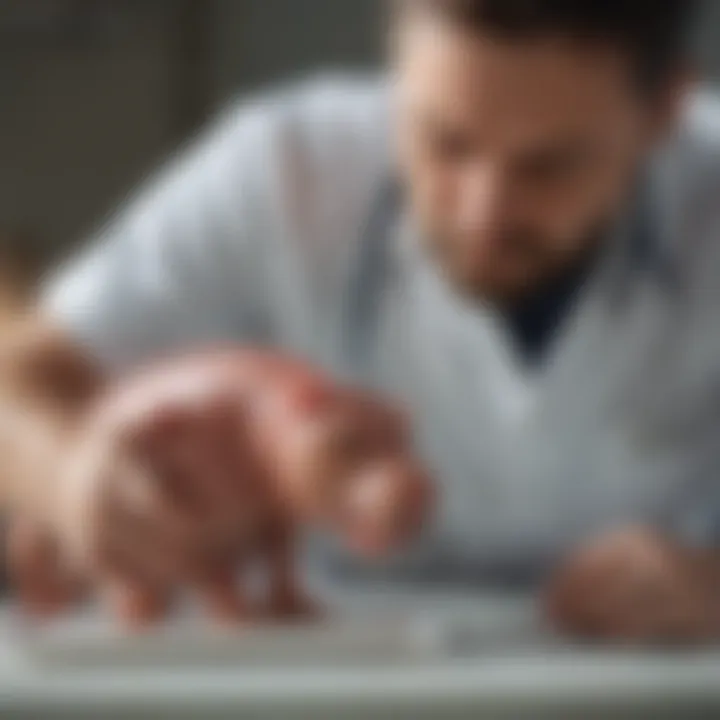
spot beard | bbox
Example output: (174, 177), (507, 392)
(423, 220), (610, 307)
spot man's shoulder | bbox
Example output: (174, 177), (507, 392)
(203, 72), (392, 246)
(214, 74), (394, 335)
(217, 72), (391, 182)
(275, 71), (392, 136)
(117, 73), (390, 228)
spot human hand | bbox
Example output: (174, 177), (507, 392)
(544, 527), (720, 644)
(36, 350), (433, 625)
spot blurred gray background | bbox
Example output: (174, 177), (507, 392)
(0, 0), (717, 262)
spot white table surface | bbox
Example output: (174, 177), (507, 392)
(0, 583), (718, 719)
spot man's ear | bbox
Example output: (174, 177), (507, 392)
(647, 69), (697, 143)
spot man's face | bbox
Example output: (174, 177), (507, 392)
(393, 13), (682, 302)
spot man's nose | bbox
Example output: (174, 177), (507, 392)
(455, 163), (515, 235)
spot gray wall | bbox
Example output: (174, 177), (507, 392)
(0, 0), (383, 258)
(0, 2), (179, 255)
(0, 0), (717, 260)
(696, 0), (720, 75)
(215, 0), (382, 97)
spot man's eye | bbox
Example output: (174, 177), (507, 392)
(521, 152), (587, 183)
(430, 132), (473, 162)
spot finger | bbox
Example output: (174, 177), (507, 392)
(121, 412), (204, 519)
(321, 396), (402, 467)
(544, 553), (621, 633)
(7, 521), (84, 617)
(113, 398), (186, 462)
(101, 579), (175, 628)
(547, 551), (671, 641)
(119, 453), (195, 538)
(194, 565), (253, 624)
(298, 406), (389, 488)
(96, 525), (178, 630)
(652, 598), (710, 644)
(124, 436), (264, 590)
(265, 383), (395, 474)
(197, 398), (255, 508)
(609, 589), (703, 645)
(263, 530), (320, 621)
(142, 406), (240, 520)
(340, 390), (409, 453)
(570, 578), (651, 640)
(582, 551), (684, 642)
(117, 453), (198, 541)
(593, 597), (683, 644)
(96, 531), (175, 592)
(572, 558), (640, 626)
(111, 394), (215, 521)
(271, 374), (336, 419)
(94, 477), (186, 587)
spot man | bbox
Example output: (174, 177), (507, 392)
(2, 0), (719, 642)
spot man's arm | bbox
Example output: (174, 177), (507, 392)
(0, 332), (434, 623)
(1, 99), (282, 514)
(0, 320), (104, 615)
(0, 79), (388, 620)
(0, 320), (104, 518)
(3, 95), (288, 535)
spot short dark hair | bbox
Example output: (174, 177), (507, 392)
(394, 0), (700, 92)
